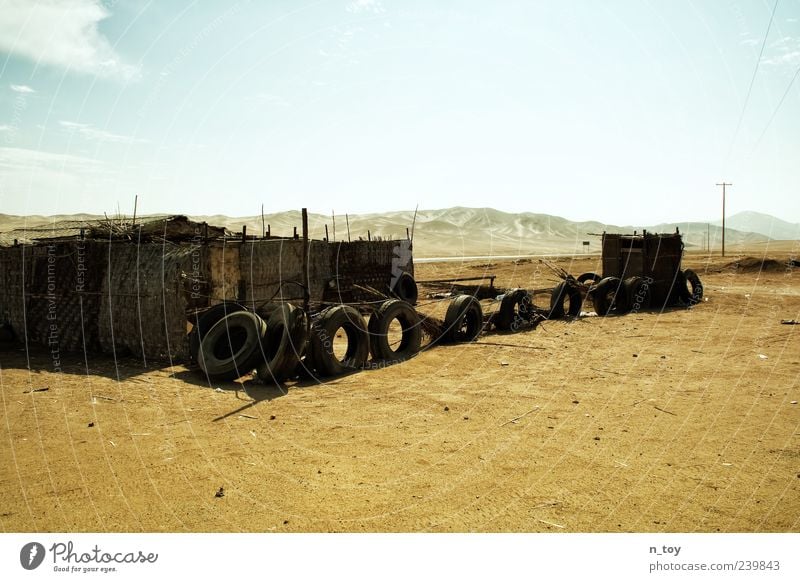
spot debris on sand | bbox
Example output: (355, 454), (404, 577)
(215, 487), (225, 498)
(722, 257), (788, 273)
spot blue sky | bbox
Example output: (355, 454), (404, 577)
(1, 0), (798, 224)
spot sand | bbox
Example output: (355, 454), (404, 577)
(1, 245), (798, 532)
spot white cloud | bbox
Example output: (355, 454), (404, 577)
(59, 120), (148, 144)
(346, 0), (384, 14)
(10, 84), (35, 93)
(245, 93), (291, 107)
(0, 146), (109, 211)
(0, 0), (139, 80)
(762, 35), (800, 66)
(0, 146), (101, 171)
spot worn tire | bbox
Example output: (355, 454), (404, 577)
(549, 281), (583, 319)
(391, 272), (418, 305)
(198, 311), (267, 380)
(0, 324), (14, 343)
(443, 295), (483, 343)
(577, 272), (601, 285)
(189, 302), (247, 364)
(591, 277), (628, 316)
(368, 299), (422, 363)
(682, 269), (703, 305)
(496, 288), (533, 331)
(256, 303), (308, 384)
(623, 276), (651, 313)
(309, 305), (370, 376)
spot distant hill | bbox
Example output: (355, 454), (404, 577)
(0, 207), (774, 257)
(712, 211), (800, 241)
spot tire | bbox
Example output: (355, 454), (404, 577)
(577, 272), (601, 285)
(256, 303), (308, 384)
(0, 324), (14, 343)
(683, 269), (703, 305)
(391, 272), (418, 305)
(591, 277), (628, 316)
(496, 288), (533, 331)
(549, 281), (583, 319)
(368, 299), (422, 362)
(189, 302), (246, 364)
(198, 311), (267, 380)
(443, 295), (483, 343)
(624, 276), (651, 313)
(309, 305), (370, 376)
(670, 270), (688, 306)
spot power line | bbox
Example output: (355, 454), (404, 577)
(726, 0), (780, 161)
(751, 64), (800, 153)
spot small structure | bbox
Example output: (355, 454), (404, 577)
(0, 214), (414, 363)
(600, 230), (684, 306)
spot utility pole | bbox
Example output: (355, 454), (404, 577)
(716, 182), (732, 257)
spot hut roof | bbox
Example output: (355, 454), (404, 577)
(0, 215), (228, 247)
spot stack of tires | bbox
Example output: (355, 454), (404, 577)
(190, 298), (425, 384)
(546, 269), (704, 318)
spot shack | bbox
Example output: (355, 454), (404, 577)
(0, 215), (414, 363)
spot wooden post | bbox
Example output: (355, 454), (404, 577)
(261, 204), (265, 238)
(332, 210), (336, 242)
(368, 230), (371, 241)
(346, 213), (351, 242)
(293, 226), (298, 240)
(325, 224), (329, 242)
(132, 194), (138, 228)
(301, 208), (310, 319)
(242, 225), (247, 243)
(267, 224), (270, 239)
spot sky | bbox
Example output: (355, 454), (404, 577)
(0, 0), (798, 225)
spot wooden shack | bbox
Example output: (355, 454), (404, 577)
(0, 216), (414, 363)
(600, 231), (684, 306)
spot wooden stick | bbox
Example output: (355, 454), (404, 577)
(653, 405), (676, 416)
(501, 406), (540, 426)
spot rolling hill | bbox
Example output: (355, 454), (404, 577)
(0, 207), (778, 257)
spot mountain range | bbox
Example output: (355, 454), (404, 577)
(0, 208), (795, 257)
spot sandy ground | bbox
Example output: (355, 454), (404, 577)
(1, 245), (799, 533)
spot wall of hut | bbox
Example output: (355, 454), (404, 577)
(0, 235), (414, 364)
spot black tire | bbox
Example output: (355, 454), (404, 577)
(577, 272), (601, 285)
(198, 311), (267, 380)
(549, 281), (583, 319)
(496, 288), (533, 331)
(368, 299), (422, 362)
(443, 295), (483, 343)
(624, 276), (651, 313)
(256, 303), (308, 384)
(391, 272), (418, 305)
(0, 323), (14, 343)
(189, 302), (246, 364)
(591, 277), (628, 316)
(682, 269), (703, 305)
(309, 305), (370, 376)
